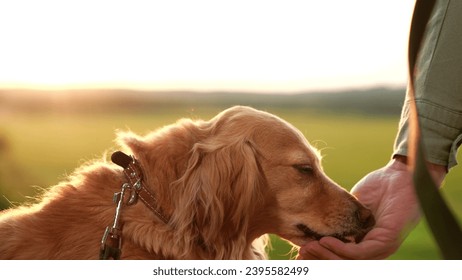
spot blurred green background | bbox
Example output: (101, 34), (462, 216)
(1, 88), (461, 259)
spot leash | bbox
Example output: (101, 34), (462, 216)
(408, 0), (462, 259)
(99, 151), (170, 260)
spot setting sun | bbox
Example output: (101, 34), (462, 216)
(0, 0), (415, 92)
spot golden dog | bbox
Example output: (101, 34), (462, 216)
(0, 106), (374, 259)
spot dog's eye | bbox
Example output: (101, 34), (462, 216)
(294, 164), (314, 175)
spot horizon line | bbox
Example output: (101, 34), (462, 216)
(0, 83), (407, 96)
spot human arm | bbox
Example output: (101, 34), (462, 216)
(297, 0), (461, 260)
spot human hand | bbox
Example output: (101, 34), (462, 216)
(297, 157), (446, 259)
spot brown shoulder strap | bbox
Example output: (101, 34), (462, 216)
(408, 0), (462, 259)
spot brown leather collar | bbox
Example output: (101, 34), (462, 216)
(99, 151), (169, 259)
(111, 151), (169, 224)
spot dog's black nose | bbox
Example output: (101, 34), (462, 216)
(355, 207), (375, 229)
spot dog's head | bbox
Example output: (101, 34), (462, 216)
(251, 112), (376, 246)
(207, 106), (375, 246)
(120, 106), (374, 258)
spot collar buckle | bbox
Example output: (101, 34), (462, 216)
(100, 183), (130, 260)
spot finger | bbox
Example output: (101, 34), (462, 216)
(299, 241), (343, 260)
(319, 237), (388, 260)
(296, 249), (319, 260)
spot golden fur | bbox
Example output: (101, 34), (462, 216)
(0, 106), (373, 259)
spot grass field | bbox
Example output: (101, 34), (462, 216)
(1, 105), (461, 259)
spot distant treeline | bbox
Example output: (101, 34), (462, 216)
(0, 87), (406, 116)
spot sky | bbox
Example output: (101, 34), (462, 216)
(0, 0), (416, 93)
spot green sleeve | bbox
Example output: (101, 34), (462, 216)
(393, 0), (462, 169)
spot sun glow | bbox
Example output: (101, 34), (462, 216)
(0, 0), (415, 92)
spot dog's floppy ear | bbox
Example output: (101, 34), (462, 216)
(171, 137), (263, 259)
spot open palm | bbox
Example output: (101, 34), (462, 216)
(297, 158), (445, 259)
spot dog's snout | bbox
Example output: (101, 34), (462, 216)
(355, 206), (375, 229)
